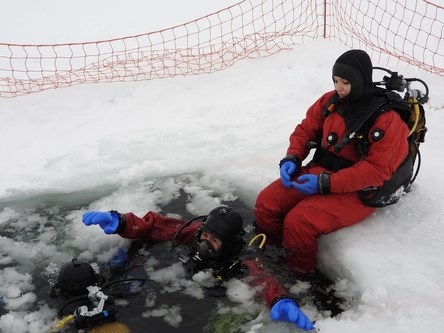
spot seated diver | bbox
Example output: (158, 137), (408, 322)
(81, 206), (315, 331)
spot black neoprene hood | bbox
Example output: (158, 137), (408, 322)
(202, 206), (243, 243)
(332, 49), (374, 101)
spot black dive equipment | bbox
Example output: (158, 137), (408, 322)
(50, 257), (147, 332)
(171, 207), (245, 271)
(171, 215), (207, 264)
(373, 67), (429, 104)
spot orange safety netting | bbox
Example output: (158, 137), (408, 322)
(0, 0), (442, 98)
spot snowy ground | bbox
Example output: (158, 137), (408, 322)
(1, 2), (444, 333)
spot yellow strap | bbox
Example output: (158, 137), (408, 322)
(248, 233), (266, 249)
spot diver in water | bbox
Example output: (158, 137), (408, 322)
(50, 257), (137, 333)
(81, 206), (315, 331)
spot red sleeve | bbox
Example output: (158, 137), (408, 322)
(286, 91), (335, 161)
(118, 211), (202, 244)
(242, 259), (287, 308)
(330, 111), (410, 193)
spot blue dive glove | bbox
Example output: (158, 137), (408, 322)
(82, 211), (120, 234)
(280, 161), (298, 188)
(271, 298), (314, 331)
(292, 174), (319, 195)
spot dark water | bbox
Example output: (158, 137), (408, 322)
(0, 184), (273, 333)
(0, 179), (345, 333)
(88, 195), (259, 333)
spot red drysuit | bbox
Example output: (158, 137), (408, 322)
(254, 90), (410, 274)
(118, 211), (287, 308)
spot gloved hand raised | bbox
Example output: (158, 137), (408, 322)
(271, 298), (314, 331)
(280, 161), (298, 188)
(82, 211), (120, 234)
(292, 174), (319, 195)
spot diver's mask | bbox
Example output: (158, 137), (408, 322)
(190, 238), (222, 267)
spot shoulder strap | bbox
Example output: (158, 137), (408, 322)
(378, 90), (411, 123)
(322, 94), (340, 117)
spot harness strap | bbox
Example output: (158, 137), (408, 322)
(322, 94), (339, 117)
(309, 147), (354, 173)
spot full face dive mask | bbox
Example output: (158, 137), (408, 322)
(190, 236), (222, 265)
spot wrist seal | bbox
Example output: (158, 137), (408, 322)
(110, 210), (127, 234)
(318, 172), (331, 195)
(271, 295), (301, 308)
(279, 154), (302, 170)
